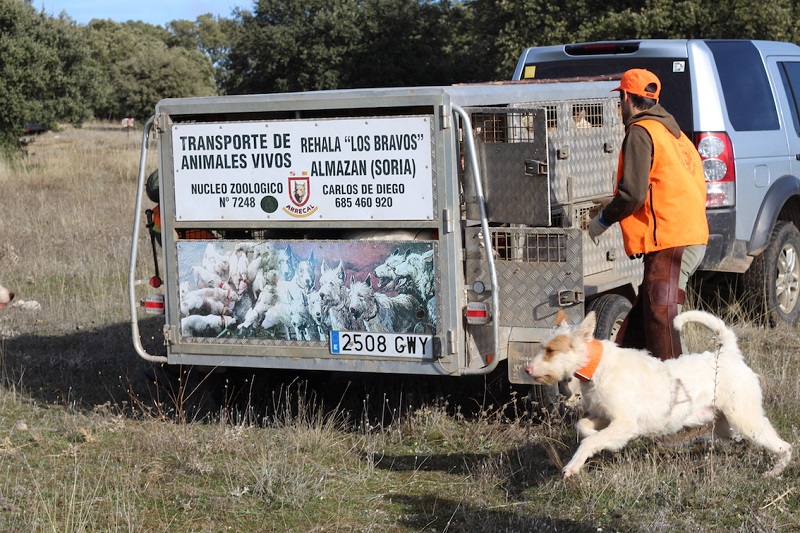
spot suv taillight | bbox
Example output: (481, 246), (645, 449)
(694, 132), (735, 208)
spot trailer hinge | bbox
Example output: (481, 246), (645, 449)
(440, 105), (451, 130)
(447, 329), (457, 354)
(442, 208), (454, 234)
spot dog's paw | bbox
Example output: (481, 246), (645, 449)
(562, 462), (582, 478)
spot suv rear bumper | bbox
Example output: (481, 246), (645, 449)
(698, 208), (751, 273)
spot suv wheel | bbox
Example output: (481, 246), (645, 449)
(743, 221), (800, 326)
(587, 294), (632, 340)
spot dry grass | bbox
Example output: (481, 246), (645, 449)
(0, 123), (797, 531)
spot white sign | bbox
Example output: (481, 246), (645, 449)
(171, 116), (434, 221)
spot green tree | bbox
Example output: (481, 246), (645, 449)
(465, 0), (800, 80)
(464, 0), (650, 79)
(581, 0), (795, 42)
(344, 0), (472, 87)
(85, 19), (217, 120)
(222, 0), (476, 94)
(112, 43), (216, 119)
(168, 14), (240, 87)
(0, 0), (98, 153)
(222, 0), (364, 94)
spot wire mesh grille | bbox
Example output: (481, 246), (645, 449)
(491, 229), (567, 263)
(575, 204), (594, 230)
(470, 109), (544, 144)
(544, 105), (558, 129)
(571, 102), (605, 129)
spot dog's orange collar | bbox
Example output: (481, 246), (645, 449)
(574, 339), (603, 382)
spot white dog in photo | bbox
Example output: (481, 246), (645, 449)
(348, 274), (418, 333)
(0, 283), (14, 308)
(317, 260), (351, 331)
(306, 289), (329, 341)
(180, 285), (237, 316)
(526, 310), (792, 478)
(374, 248), (433, 300)
(181, 314), (236, 337)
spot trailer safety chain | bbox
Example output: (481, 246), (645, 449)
(145, 208), (160, 280)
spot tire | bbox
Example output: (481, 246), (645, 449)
(743, 220), (800, 326)
(586, 294), (632, 341)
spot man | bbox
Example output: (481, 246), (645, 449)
(589, 68), (708, 360)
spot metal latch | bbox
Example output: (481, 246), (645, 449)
(557, 289), (584, 306)
(163, 324), (175, 345)
(154, 114), (169, 134)
(524, 159), (548, 176)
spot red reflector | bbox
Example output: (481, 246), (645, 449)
(467, 309), (487, 318)
(145, 294), (165, 314)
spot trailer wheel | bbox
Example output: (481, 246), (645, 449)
(743, 220), (800, 326)
(586, 294), (632, 341)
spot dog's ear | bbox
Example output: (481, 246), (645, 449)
(555, 309), (569, 326)
(576, 312), (597, 341)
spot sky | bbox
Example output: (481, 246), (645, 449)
(35, 0), (248, 27)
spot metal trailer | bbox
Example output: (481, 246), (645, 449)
(129, 81), (642, 385)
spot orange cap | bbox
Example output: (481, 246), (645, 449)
(612, 68), (661, 100)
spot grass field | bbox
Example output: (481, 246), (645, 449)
(0, 122), (797, 531)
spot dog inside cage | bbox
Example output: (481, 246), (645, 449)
(571, 103), (604, 129)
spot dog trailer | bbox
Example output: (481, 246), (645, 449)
(129, 81), (642, 384)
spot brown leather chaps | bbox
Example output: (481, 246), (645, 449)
(615, 246), (685, 360)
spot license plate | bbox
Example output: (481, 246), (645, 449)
(330, 331), (433, 359)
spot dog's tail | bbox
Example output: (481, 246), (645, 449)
(673, 310), (739, 356)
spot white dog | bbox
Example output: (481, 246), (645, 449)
(374, 248), (434, 296)
(259, 290), (315, 340)
(0, 283), (14, 309)
(525, 310), (792, 478)
(237, 281), (278, 331)
(180, 285), (237, 316)
(181, 314), (236, 337)
(348, 274), (418, 333)
(317, 260), (351, 331)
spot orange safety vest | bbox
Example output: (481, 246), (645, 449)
(616, 119), (709, 256)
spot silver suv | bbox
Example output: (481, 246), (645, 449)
(513, 39), (800, 325)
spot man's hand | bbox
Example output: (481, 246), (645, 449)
(588, 211), (610, 245)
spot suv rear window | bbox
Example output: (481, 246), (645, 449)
(521, 56), (693, 132)
(706, 40), (779, 132)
